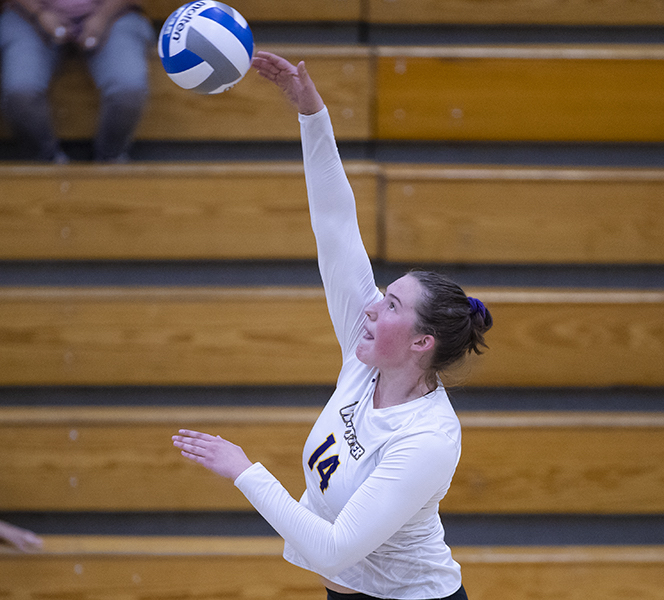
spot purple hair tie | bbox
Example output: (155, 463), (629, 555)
(468, 296), (487, 319)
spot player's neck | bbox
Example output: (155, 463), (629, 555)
(372, 370), (428, 409)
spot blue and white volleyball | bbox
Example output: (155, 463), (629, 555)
(158, 1), (253, 94)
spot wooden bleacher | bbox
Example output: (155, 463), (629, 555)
(1, 407), (662, 513)
(1, 7), (662, 600)
(2, 537), (663, 600)
(0, 287), (662, 387)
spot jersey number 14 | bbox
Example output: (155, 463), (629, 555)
(308, 434), (340, 492)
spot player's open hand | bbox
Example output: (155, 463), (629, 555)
(252, 51), (324, 116)
(172, 429), (253, 481)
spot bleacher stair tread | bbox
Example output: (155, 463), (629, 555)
(0, 535), (662, 559)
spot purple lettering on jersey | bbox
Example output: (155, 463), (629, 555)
(339, 402), (365, 460)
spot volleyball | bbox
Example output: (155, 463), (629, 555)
(158, 1), (254, 94)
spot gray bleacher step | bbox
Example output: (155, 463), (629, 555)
(1, 385), (662, 411)
(2, 511), (663, 546)
(1, 260), (663, 289)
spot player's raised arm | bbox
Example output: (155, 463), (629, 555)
(252, 52), (380, 355)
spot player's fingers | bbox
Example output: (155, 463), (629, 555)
(177, 429), (215, 441)
(172, 434), (204, 446)
(297, 61), (310, 81)
(251, 63), (283, 85)
(172, 432), (215, 452)
(252, 57), (280, 75)
(16, 531), (43, 552)
(256, 50), (293, 70)
(255, 52), (299, 82)
(172, 437), (196, 450)
(252, 66), (278, 82)
(25, 532), (43, 548)
(251, 56), (276, 72)
(180, 449), (207, 464)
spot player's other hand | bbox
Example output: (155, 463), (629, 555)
(173, 429), (253, 481)
(0, 521), (43, 552)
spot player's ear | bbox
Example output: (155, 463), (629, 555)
(412, 334), (435, 353)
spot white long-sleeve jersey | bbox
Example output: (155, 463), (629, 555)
(235, 107), (463, 600)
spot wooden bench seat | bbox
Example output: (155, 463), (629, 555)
(2, 537), (664, 600)
(0, 287), (662, 387)
(0, 47), (372, 142)
(0, 162), (378, 259)
(4, 44), (663, 143)
(0, 287), (661, 387)
(383, 165), (664, 264)
(367, 0), (664, 25)
(1, 163), (662, 264)
(1, 407), (662, 513)
(0, 535), (321, 600)
(376, 45), (664, 142)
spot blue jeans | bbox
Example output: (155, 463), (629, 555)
(0, 7), (154, 160)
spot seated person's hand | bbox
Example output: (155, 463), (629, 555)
(36, 9), (71, 44)
(76, 12), (109, 50)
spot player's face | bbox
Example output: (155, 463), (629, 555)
(356, 274), (425, 370)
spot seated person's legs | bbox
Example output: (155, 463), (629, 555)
(87, 11), (154, 161)
(0, 7), (64, 161)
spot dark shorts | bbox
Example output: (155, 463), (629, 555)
(326, 583), (469, 600)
